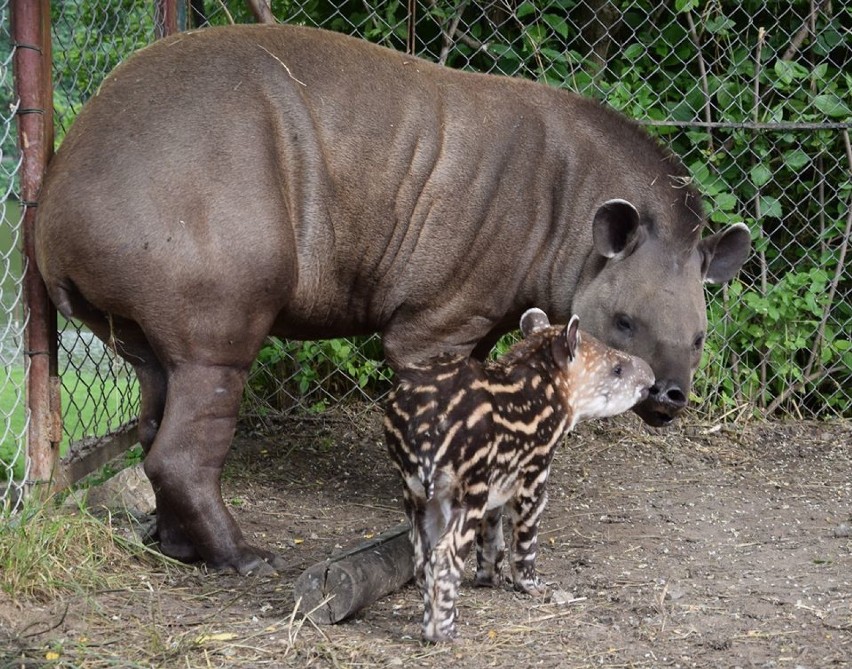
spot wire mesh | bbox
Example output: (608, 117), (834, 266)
(44, 2), (155, 469)
(3, 1), (850, 509)
(0, 0), (27, 510)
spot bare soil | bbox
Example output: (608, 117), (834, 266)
(2, 408), (851, 668)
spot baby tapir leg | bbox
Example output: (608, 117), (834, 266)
(507, 475), (551, 596)
(474, 507), (506, 587)
(421, 502), (483, 643)
(403, 488), (432, 589)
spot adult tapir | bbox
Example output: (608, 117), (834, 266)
(35, 24), (750, 574)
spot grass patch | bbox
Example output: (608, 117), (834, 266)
(0, 498), (178, 604)
(0, 497), (315, 669)
(0, 367), (139, 481)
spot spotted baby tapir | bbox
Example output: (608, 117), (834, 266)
(384, 309), (655, 642)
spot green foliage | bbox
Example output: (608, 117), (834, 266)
(245, 336), (392, 415)
(51, 0), (155, 139)
(699, 271), (852, 415)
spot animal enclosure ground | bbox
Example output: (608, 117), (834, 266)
(1, 409), (850, 668)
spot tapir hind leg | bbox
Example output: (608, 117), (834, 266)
(105, 326), (197, 560)
(70, 284), (284, 572)
(127, 345), (205, 563)
(47, 285), (195, 557)
(142, 361), (283, 575)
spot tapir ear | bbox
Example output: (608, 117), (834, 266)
(520, 308), (550, 337)
(699, 222), (751, 284)
(592, 199), (644, 260)
(553, 314), (580, 367)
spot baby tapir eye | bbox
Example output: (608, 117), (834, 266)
(613, 364), (623, 377)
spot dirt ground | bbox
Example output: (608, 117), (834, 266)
(1, 407), (851, 668)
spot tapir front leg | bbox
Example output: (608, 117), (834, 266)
(143, 363), (284, 575)
(507, 480), (550, 597)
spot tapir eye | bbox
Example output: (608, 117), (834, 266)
(615, 314), (634, 334)
(693, 334), (705, 351)
(613, 364), (623, 377)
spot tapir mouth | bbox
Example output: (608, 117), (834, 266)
(633, 398), (681, 427)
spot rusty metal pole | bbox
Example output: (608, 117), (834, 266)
(12, 0), (58, 495)
(155, 0), (180, 38)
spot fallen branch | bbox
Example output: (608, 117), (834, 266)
(294, 524), (413, 624)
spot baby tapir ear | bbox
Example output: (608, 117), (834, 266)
(552, 314), (581, 367)
(520, 307), (550, 337)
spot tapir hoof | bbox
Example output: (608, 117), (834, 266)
(143, 519), (286, 575)
(140, 515), (203, 563)
(211, 546), (288, 577)
(421, 626), (457, 644)
(473, 570), (504, 588)
(514, 578), (552, 598)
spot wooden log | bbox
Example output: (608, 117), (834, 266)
(294, 523), (414, 624)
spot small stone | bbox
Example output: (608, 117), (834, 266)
(66, 463), (156, 516)
(550, 589), (578, 605)
(665, 585), (687, 601)
(832, 523), (850, 538)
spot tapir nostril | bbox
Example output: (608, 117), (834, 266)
(665, 387), (687, 408)
(648, 382), (687, 408)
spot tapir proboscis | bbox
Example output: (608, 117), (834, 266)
(35, 24), (751, 574)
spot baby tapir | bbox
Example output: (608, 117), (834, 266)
(384, 309), (654, 642)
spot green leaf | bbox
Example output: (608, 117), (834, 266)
(524, 24), (547, 48)
(727, 281), (744, 298)
(804, 292), (821, 316)
(773, 59), (808, 85)
(675, 0), (698, 12)
(759, 196), (782, 218)
(623, 43), (644, 61)
(713, 192), (738, 212)
(813, 94), (852, 118)
(543, 14), (569, 39)
(705, 16), (734, 34)
(515, 2), (536, 19)
(750, 164), (772, 187)
(783, 149), (810, 171)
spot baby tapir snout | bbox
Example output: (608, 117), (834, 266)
(520, 308), (654, 423)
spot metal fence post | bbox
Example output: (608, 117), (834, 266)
(155, 0), (180, 38)
(12, 0), (58, 496)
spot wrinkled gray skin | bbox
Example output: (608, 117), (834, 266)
(35, 24), (751, 575)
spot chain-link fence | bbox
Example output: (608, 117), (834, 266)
(1, 0), (26, 510)
(48, 0), (152, 471)
(2, 0), (850, 509)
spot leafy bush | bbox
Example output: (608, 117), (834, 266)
(244, 336), (392, 415)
